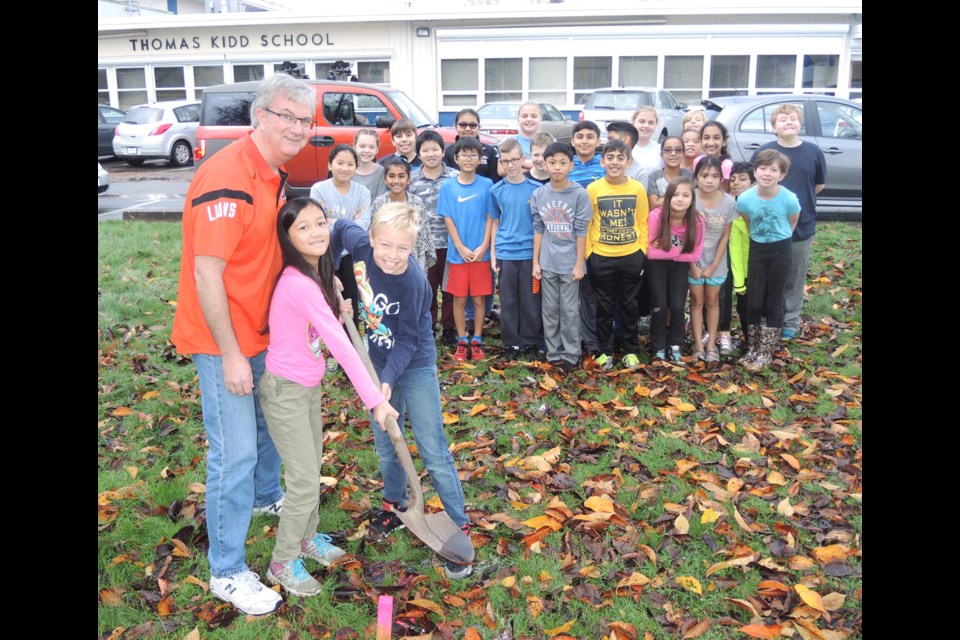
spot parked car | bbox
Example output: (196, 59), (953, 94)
(98, 163), (110, 196)
(196, 79), (495, 194)
(113, 100), (201, 167)
(580, 88), (687, 142)
(99, 105), (125, 156)
(701, 95), (862, 216)
(476, 101), (574, 143)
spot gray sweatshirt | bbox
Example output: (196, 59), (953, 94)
(531, 182), (591, 274)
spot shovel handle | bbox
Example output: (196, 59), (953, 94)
(337, 294), (425, 512)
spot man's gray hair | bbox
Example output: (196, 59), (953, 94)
(250, 74), (316, 128)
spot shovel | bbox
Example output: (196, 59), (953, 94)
(338, 298), (474, 565)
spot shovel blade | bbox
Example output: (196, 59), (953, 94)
(394, 509), (475, 563)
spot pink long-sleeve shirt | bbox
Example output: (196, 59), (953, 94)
(645, 206), (705, 263)
(265, 267), (385, 410)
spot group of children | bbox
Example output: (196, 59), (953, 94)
(250, 101), (823, 600)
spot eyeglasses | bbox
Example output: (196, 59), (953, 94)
(456, 122), (480, 129)
(264, 108), (316, 129)
(662, 147), (684, 154)
(457, 153), (480, 160)
(499, 157), (522, 165)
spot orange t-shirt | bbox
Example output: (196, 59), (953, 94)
(171, 133), (286, 357)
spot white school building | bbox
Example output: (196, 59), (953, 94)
(98, 1), (863, 123)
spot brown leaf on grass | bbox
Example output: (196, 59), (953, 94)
(442, 412), (459, 425)
(789, 556), (816, 570)
(463, 628), (483, 640)
(609, 621), (638, 639)
(777, 498), (794, 517)
(794, 584), (826, 612)
(523, 527), (553, 548)
(615, 573), (651, 590)
(187, 482), (206, 494)
(182, 628), (200, 640)
(637, 543), (658, 566)
(683, 618), (711, 639)
(523, 515), (564, 531)
(184, 575), (208, 593)
(675, 459), (700, 475)
(674, 513), (690, 534)
(156, 595), (175, 616)
(545, 619), (576, 636)
(738, 624), (782, 639)
(706, 553), (757, 577)
(100, 588), (124, 606)
(501, 576), (516, 588)
(469, 403), (487, 416)
(666, 397), (696, 412)
(540, 374), (558, 390)
(732, 505), (754, 533)
(99, 504), (119, 525)
(767, 471), (787, 486)
(584, 495), (615, 513)
(406, 598), (446, 619)
(810, 545), (849, 564)
(112, 407), (134, 417)
(700, 509), (720, 524)
(781, 454), (801, 471)
(793, 620), (830, 640)
(821, 592), (846, 611)
(727, 598), (761, 618)
(527, 595), (545, 619)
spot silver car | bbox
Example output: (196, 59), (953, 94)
(477, 101), (574, 143)
(113, 100), (201, 167)
(580, 88), (686, 142)
(702, 95), (862, 217)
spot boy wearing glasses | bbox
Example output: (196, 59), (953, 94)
(438, 137), (495, 361)
(489, 138), (543, 361)
(378, 118), (421, 169)
(443, 108), (501, 182)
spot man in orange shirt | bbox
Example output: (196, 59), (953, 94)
(171, 73), (316, 616)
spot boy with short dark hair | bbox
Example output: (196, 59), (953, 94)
(586, 138), (649, 370)
(329, 204), (472, 580)
(490, 138), (543, 360)
(531, 142), (591, 372)
(379, 118), (421, 168)
(525, 131), (555, 184)
(752, 103), (827, 340)
(438, 136), (494, 361)
(568, 120), (605, 188)
(605, 121), (646, 185)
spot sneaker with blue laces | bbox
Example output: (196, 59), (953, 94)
(300, 533), (346, 566)
(266, 558), (322, 597)
(781, 327), (798, 340)
(669, 346), (683, 363)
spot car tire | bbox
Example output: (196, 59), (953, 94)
(126, 158), (146, 167)
(170, 141), (193, 167)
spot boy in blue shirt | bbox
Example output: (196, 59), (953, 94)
(330, 203), (472, 580)
(438, 136), (494, 361)
(489, 138), (543, 360)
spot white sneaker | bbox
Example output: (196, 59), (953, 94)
(210, 570), (282, 616)
(253, 494), (283, 517)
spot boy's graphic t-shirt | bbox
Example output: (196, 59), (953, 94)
(569, 155), (604, 188)
(737, 186), (801, 244)
(330, 220), (436, 387)
(489, 177), (541, 260)
(531, 182), (591, 274)
(438, 176), (494, 264)
(694, 191), (739, 276)
(585, 177), (650, 258)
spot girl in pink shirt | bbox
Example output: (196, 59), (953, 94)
(646, 177), (704, 362)
(259, 197), (397, 597)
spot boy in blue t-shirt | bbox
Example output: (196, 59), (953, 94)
(489, 138), (543, 360)
(329, 203), (472, 580)
(438, 136), (494, 361)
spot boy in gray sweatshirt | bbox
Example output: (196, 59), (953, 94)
(531, 142), (592, 372)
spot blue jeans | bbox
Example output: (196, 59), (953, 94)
(194, 352), (283, 578)
(371, 364), (467, 527)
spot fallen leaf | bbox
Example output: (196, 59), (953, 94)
(794, 584), (826, 612)
(187, 482), (206, 494)
(831, 344), (849, 357)
(777, 498), (794, 517)
(706, 553), (756, 577)
(463, 628), (482, 640)
(157, 595), (175, 616)
(616, 573), (651, 589)
(100, 588), (124, 606)
(111, 407), (133, 417)
(184, 575), (208, 593)
(502, 576), (516, 588)
(545, 619), (576, 636)
(810, 545), (849, 564)
(675, 459), (700, 475)
(469, 403), (487, 416)
(183, 628), (200, 640)
(674, 513), (690, 534)
(738, 624), (782, 639)
(767, 471), (787, 486)
(584, 495), (615, 513)
(822, 592), (846, 611)
(676, 576), (703, 595)
(700, 509), (720, 524)
(407, 598), (446, 619)
(527, 595), (545, 619)
(540, 374), (558, 390)
(125, 466), (138, 480)
(443, 594), (466, 607)
(683, 618), (711, 639)
(781, 454), (801, 471)
(442, 412), (459, 425)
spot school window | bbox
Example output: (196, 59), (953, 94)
(234, 64), (265, 83)
(193, 66), (224, 99)
(801, 55), (839, 92)
(664, 56), (704, 105)
(528, 57), (566, 106)
(709, 56), (749, 97)
(358, 61), (390, 84)
(98, 69), (109, 105)
(573, 56), (611, 104)
(484, 58), (521, 103)
(155, 67), (187, 102)
(619, 56), (656, 87)
(756, 55), (796, 91)
(849, 60), (862, 101)
(441, 59), (478, 106)
(116, 67), (148, 111)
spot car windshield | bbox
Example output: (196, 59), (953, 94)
(478, 104), (519, 120)
(125, 108), (164, 125)
(585, 92), (654, 110)
(383, 89), (436, 127)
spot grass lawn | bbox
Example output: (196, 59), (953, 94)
(98, 222), (861, 640)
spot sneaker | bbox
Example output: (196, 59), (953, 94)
(595, 353), (614, 371)
(501, 346), (521, 362)
(253, 494), (284, 517)
(453, 339), (468, 362)
(653, 349), (666, 361)
(366, 501), (407, 541)
(300, 533), (346, 566)
(781, 327), (798, 340)
(622, 353), (640, 370)
(669, 346), (683, 363)
(470, 338), (484, 360)
(443, 559), (474, 580)
(266, 558), (322, 597)
(211, 570), (282, 615)
(718, 334), (733, 357)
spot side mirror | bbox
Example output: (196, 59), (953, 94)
(375, 115), (396, 129)
(564, 115), (572, 122)
(676, 103), (688, 110)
